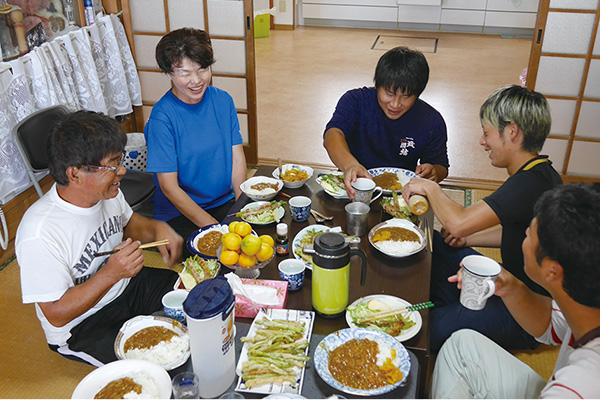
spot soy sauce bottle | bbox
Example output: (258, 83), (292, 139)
(276, 223), (289, 256)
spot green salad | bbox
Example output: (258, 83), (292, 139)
(347, 301), (415, 337)
(319, 173), (345, 194)
(236, 200), (285, 224)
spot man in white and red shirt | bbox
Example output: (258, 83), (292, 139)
(430, 183), (600, 398)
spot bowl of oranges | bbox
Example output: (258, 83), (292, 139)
(218, 221), (275, 279)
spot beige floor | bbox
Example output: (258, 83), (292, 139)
(255, 26), (533, 183)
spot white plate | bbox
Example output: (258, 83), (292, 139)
(345, 294), (423, 342)
(240, 201), (285, 225)
(187, 223), (228, 259)
(235, 309), (315, 396)
(315, 172), (348, 200)
(368, 218), (426, 258)
(367, 167), (417, 195)
(72, 359), (172, 399)
(292, 224), (331, 270)
(114, 315), (190, 371)
(313, 328), (410, 396)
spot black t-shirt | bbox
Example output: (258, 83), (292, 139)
(483, 156), (562, 295)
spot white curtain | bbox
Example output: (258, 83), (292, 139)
(0, 15), (142, 205)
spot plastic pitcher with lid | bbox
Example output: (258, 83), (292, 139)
(183, 276), (236, 398)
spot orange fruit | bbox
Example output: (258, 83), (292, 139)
(241, 234), (262, 256)
(219, 250), (239, 266)
(256, 242), (274, 262)
(234, 221), (252, 238)
(222, 233), (242, 251)
(228, 221), (239, 234)
(259, 234), (275, 248)
(238, 253), (257, 268)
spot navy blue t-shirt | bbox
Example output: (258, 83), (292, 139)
(325, 87), (449, 171)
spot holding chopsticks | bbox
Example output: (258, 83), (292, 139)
(92, 239), (170, 258)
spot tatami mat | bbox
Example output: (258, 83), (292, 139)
(372, 35), (438, 53)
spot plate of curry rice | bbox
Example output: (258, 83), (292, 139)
(368, 218), (426, 258)
(314, 328), (410, 396)
(367, 167), (416, 195)
(187, 223), (228, 259)
(345, 294), (423, 342)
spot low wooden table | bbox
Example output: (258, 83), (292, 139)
(222, 166), (432, 396)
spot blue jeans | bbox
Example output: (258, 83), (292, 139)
(429, 231), (539, 353)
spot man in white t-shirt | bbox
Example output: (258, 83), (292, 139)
(16, 111), (183, 367)
(430, 183), (600, 398)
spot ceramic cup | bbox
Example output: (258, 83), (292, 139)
(460, 255), (501, 310)
(351, 178), (383, 204)
(289, 196), (311, 222)
(278, 259), (306, 291)
(345, 202), (370, 236)
(162, 289), (188, 323)
(172, 371), (200, 399)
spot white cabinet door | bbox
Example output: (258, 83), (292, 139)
(302, 4), (398, 21)
(484, 11), (537, 28)
(441, 9), (485, 25)
(398, 5), (442, 23)
(397, 0), (441, 5)
(486, 0), (539, 12)
(304, 0), (397, 5)
(442, 0), (486, 10)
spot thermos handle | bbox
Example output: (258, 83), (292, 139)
(222, 297), (235, 321)
(350, 247), (367, 286)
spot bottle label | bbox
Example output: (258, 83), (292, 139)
(276, 243), (289, 255)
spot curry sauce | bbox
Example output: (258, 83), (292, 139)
(250, 182), (279, 191)
(94, 377), (141, 399)
(196, 230), (223, 257)
(373, 172), (403, 191)
(372, 227), (420, 243)
(124, 326), (177, 352)
(328, 339), (389, 390)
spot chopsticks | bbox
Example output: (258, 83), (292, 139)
(92, 239), (170, 258)
(355, 301), (434, 323)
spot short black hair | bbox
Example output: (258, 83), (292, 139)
(534, 183), (600, 308)
(374, 46), (429, 97)
(48, 111), (126, 186)
(155, 28), (215, 73)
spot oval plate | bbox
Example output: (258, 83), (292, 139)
(114, 315), (190, 371)
(367, 167), (417, 195)
(72, 359), (172, 399)
(315, 172), (348, 200)
(186, 223), (228, 259)
(368, 218), (426, 258)
(345, 294), (423, 342)
(314, 328), (410, 396)
(240, 201), (285, 225)
(292, 224), (331, 271)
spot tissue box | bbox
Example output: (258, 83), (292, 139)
(235, 279), (288, 318)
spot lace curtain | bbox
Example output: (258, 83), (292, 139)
(0, 15), (142, 205)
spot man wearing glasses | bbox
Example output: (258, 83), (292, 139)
(15, 111), (183, 366)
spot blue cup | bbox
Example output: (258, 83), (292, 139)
(162, 289), (188, 323)
(289, 196), (311, 222)
(278, 259), (306, 291)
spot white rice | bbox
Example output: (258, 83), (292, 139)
(376, 340), (400, 368)
(375, 239), (421, 255)
(245, 187), (276, 195)
(96, 371), (159, 399)
(125, 333), (189, 368)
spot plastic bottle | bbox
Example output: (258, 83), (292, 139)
(83, 0), (95, 25)
(276, 223), (289, 256)
(408, 195), (429, 216)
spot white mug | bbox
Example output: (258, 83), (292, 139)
(351, 178), (383, 204)
(460, 255), (501, 310)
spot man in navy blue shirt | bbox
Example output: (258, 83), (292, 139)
(323, 46), (449, 199)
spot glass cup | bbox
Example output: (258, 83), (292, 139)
(218, 391), (245, 399)
(172, 371), (200, 399)
(345, 202), (370, 236)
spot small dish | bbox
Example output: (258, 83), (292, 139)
(272, 164), (314, 189)
(240, 176), (283, 201)
(316, 172), (348, 200)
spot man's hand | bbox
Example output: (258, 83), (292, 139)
(441, 227), (467, 248)
(416, 163), (448, 182)
(102, 238), (144, 282)
(342, 163), (371, 200)
(154, 222), (184, 267)
(401, 177), (437, 204)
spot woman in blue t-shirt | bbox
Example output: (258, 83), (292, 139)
(145, 28), (246, 249)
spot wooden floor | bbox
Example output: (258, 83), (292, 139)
(255, 26), (533, 184)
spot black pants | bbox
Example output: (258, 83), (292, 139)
(167, 198), (236, 259)
(54, 267), (178, 365)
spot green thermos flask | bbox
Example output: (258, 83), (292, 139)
(305, 232), (367, 318)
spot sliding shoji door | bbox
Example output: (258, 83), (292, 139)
(527, 0), (600, 182)
(120, 0), (258, 164)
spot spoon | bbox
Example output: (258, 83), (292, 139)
(310, 209), (326, 223)
(312, 209), (334, 221)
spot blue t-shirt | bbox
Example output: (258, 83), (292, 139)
(144, 86), (243, 222)
(325, 87), (449, 171)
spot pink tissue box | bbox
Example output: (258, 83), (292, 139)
(235, 278), (288, 319)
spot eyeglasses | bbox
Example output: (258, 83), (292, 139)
(82, 152), (126, 174)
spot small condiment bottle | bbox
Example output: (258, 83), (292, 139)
(276, 223), (289, 256)
(409, 194), (429, 215)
